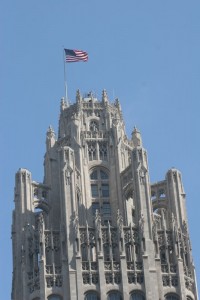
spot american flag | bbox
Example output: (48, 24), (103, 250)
(64, 49), (88, 63)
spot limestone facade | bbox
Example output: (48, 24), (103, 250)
(12, 90), (198, 300)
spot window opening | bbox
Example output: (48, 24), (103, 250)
(85, 292), (99, 300)
(91, 184), (99, 198)
(81, 244), (88, 261)
(99, 142), (108, 161)
(92, 203), (100, 215)
(165, 294), (179, 300)
(90, 168), (110, 221)
(159, 189), (166, 198)
(107, 292), (122, 300)
(90, 170), (98, 180)
(48, 295), (62, 300)
(130, 293), (145, 300)
(90, 120), (99, 132)
(100, 170), (108, 179)
(88, 142), (97, 161)
(102, 203), (111, 218)
(101, 184), (109, 197)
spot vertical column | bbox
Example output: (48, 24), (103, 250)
(131, 147), (159, 300)
(117, 210), (129, 300)
(75, 254), (82, 300)
(12, 169), (33, 300)
(166, 169), (198, 299)
(152, 218), (164, 299)
(39, 259), (46, 299)
(95, 213), (106, 299)
(177, 258), (187, 299)
(58, 147), (78, 299)
(98, 256), (106, 299)
(38, 214), (46, 299)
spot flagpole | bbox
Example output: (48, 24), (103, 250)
(63, 48), (69, 105)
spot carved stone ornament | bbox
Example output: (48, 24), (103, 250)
(76, 89), (81, 103)
(139, 212), (145, 236)
(182, 220), (188, 233)
(73, 214), (79, 236)
(139, 167), (146, 184)
(36, 213), (44, 234)
(95, 209), (101, 236)
(117, 209), (123, 235)
(102, 89), (108, 102)
(65, 167), (72, 185)
(152, 220), (158, 241)
(53, 232), (60, 251)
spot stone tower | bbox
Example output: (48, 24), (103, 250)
(12, 91), (198, 300)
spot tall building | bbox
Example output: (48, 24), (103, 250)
(12, 90), (198, 300)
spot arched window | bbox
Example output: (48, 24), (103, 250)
(107, 291), (122, 300)
(90, 169), (110, 223)
(130, 291), (145, 300)
(90, 169), (109, 198)
(165, 294), (179, 300)
(85, 291), (99, 300)
(48, 295), (62, 300)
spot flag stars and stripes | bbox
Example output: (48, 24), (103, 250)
(64, 49), (88, 63)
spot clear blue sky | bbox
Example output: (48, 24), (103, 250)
(1, 0), (199, 298)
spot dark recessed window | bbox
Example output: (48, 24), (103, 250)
(102, 184), (109, 197)
(91, 184), (98, 198)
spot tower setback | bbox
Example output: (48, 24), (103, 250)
(12, 91), (198, 300)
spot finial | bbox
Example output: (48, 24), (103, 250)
(132, 126), (142, 147)
(102, 89), (108, 103)
(95, 210), (101, 234)
(46, 125), (56, 149)
(114, 98), (121, 110)
(47, 125), (55, 135)
(76, 89), (81, 103)
(60, 97), (67, 111)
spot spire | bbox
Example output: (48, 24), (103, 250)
(132, 126), (142, 147)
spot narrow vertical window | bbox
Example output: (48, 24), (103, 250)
(91, 184), (99, 198)
(101, 184), (109, 197)
(90, 169), (110, 222)
(102, 203), (111, 218)
(88, 142), (97, 161)
(99, 142), (108, 161)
